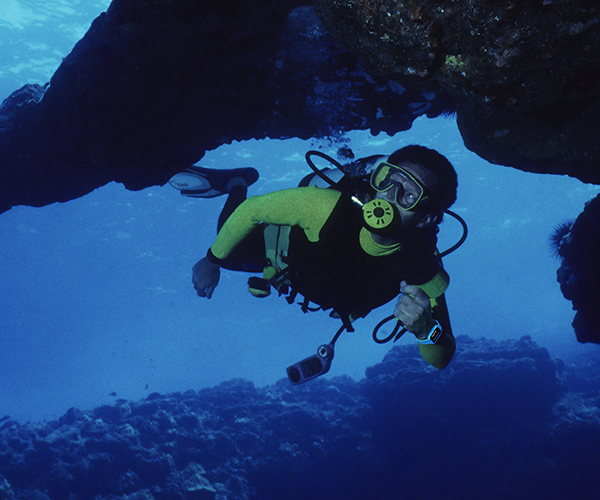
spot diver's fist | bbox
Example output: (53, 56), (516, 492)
(393, 281), (434, 339)
(192, 257), (220, 298)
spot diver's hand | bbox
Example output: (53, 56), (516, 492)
(192, 257), (220, 298)
(393, 281), (435, 339)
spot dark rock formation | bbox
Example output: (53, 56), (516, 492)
(0, 0), (453, 214)
(3, 0), (600, 214)
(2, 336), (600, 500)
(554, 193), (600, 344)
(315, 0), (600, 182)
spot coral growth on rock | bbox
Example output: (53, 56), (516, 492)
(315, 0), (600, 181)
(1, 337), (599, 500)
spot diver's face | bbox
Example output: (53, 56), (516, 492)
(375, 162), (438, 230)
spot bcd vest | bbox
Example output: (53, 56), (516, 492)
(252, 193), (443, 329)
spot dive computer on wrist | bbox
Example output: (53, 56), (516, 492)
(416, 320), (442, 345)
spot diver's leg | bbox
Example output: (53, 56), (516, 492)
(187, 167), (261, 297)
(218, 225), (266, 272)
(217, 181), (248, 232)
(216, 178), (266, 272)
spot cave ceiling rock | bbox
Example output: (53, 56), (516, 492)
(1, 0), (600, 214)
(314, 0), (600, 183)
(0, 0), (452, 214)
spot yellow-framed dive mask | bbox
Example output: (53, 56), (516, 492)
(370, 162), (430, 211)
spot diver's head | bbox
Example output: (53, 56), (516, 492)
(388, 145), (457, 217)
(380, 145), (457, 227)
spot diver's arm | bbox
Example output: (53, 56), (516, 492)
(418, 293), (455, 369)
(393, 282), (455, 369)
(209, 186), (341, 262)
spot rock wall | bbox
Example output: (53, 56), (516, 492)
(554, 193), (600, 344)
(3, 1), (600, 214)
(0, 0), (452, 214)
(315, 0), (600, 182)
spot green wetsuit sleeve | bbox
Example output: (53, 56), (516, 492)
(210, 186), (342, 260)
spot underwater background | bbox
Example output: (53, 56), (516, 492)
(1, 2), (600, 499)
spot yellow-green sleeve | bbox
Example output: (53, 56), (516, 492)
(210, 186), (342, 260)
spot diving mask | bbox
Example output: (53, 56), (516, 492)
(370, 162), (429, 211)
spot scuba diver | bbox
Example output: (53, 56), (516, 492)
(170, 145), (461, 383)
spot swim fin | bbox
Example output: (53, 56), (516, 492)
(169, 165), (259, 198)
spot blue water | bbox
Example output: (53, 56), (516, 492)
(1, 2), (599, 423)
(2, 117), (598, 422)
